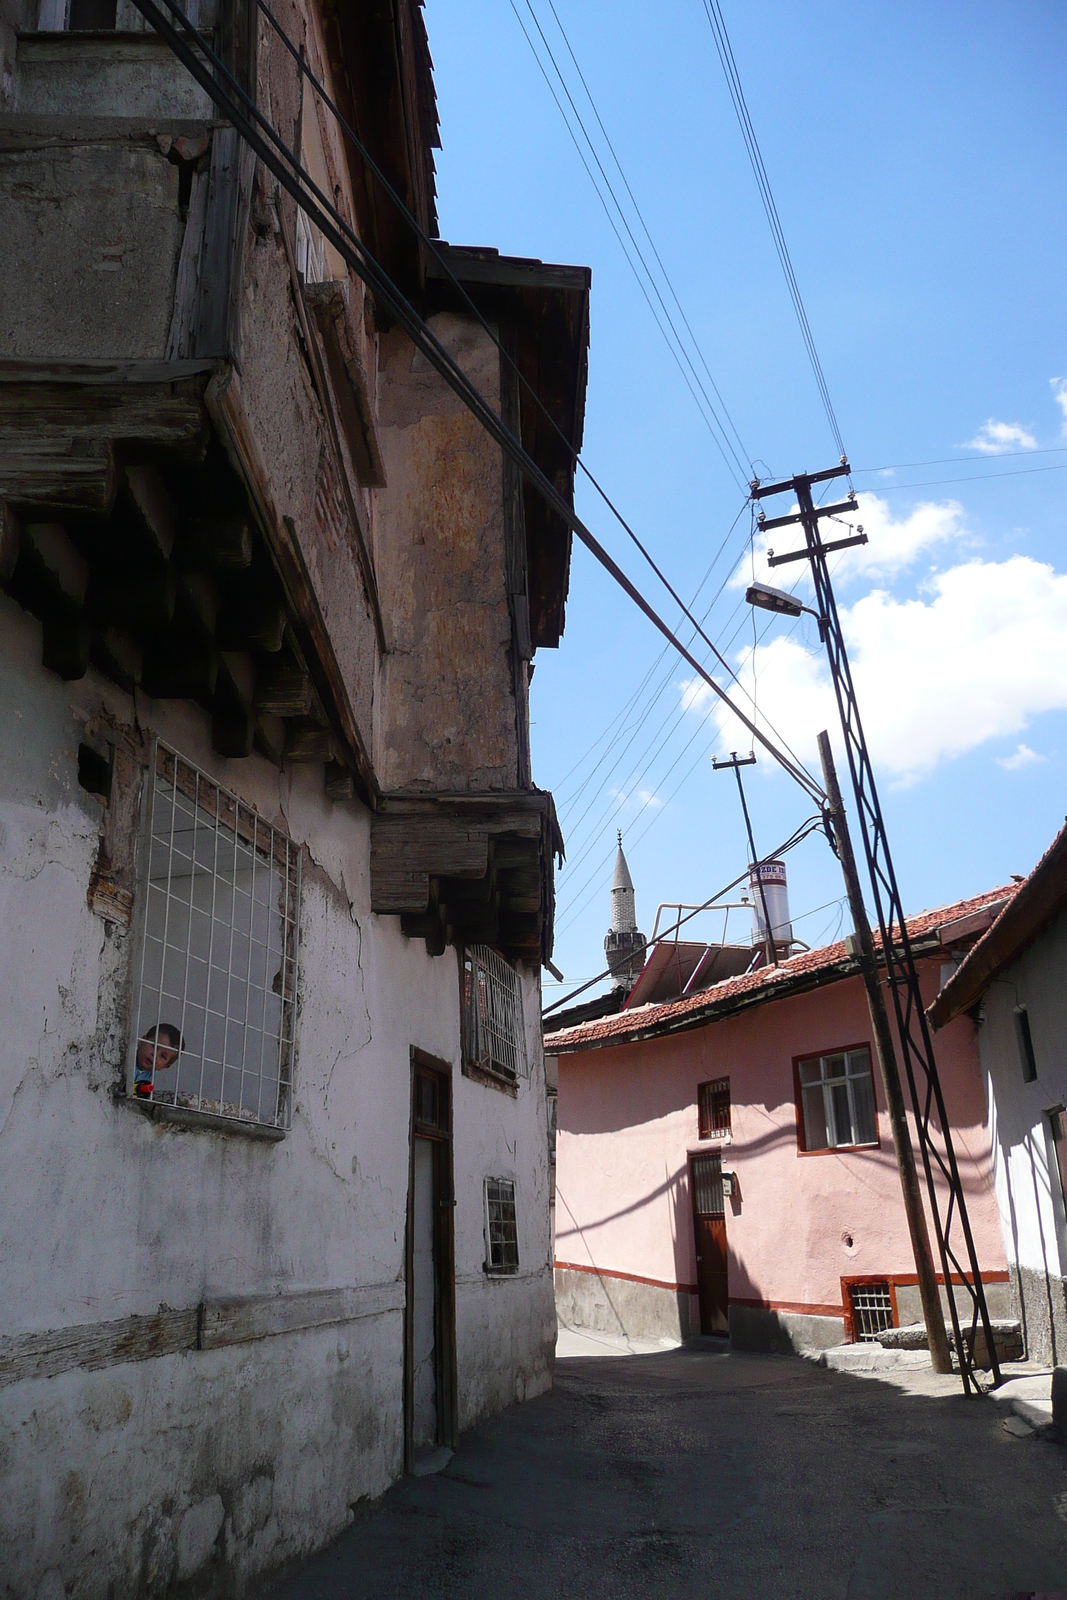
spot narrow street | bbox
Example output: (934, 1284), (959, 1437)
(269, 1344), (1067, 1600)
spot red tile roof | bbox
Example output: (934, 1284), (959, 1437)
(544, 884), (1016, 1054)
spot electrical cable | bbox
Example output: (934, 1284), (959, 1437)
(856, 461), (1067, 491)
(854, 445), (1067, 473)
(249, 0), (821, 797)
(700, 0), (846, 461)
(511, 0), (751, 488)
(543, 0), (752, 478)
(128, 0), (826, 803)
(543, 813), (823, 1017)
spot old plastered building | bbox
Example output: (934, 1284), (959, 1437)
(0, 0), (589, 1592)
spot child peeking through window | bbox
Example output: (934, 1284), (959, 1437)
(133, 1023), (184, 1099)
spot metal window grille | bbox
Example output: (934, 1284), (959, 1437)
(849, 1282), (894, 1342)
(484, 1178), (519, 1275)
(698, 1076), (731, 1139)
(691, 1153), (724, 1216)
(798, 1047), (877, 1151)
(130, 741), (301, 1131)
(462, 945), (527, 1082)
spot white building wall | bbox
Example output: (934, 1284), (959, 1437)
(0, 599), (553, 1597)
(977, 902), (1067, 1364)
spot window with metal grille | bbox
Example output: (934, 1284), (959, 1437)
(129, 741), (301, 1132)
(484, 1178), (519, 1275)
(462, 945), (527, 1083)
(698, 1076), (731, 1140)
(797, 1047), (877, 1151)
(848, 1281), (894, 1342)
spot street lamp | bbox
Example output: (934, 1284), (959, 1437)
(745, 580), (827, 640)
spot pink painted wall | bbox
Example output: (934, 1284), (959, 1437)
(554, 961), (1006, 1322)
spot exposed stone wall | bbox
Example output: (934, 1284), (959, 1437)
(375, 315), (518, 793)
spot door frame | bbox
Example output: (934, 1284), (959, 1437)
(689, 1149), (729, 1335)
(404, 1047), (457, 1472)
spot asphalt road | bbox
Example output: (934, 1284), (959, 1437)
(269, 1345), (1067, 1599)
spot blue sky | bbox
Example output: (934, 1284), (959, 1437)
(424, 0), (1067, 997)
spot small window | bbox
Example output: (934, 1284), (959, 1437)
(1048, 1109), (1067, 1215)
(848, 1281), (894, 1342)
(484, 1178), (519, 1275)
(1014, 1005), (1038, 1082)
(462, 945), (527, 1083)
(129, 741), (301, 1131)
(797, 1047), (877, 1151)
(698, 1076), (731, 1140)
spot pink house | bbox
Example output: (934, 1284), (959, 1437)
(545, 887), (1015, 1352)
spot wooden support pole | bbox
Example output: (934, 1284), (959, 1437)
(817, 731), (953, 1373)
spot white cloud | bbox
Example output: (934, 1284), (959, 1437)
(735, 491), (968, 594)
(966, 419), (1037, 454)
(1052, 378), (1067, 435)
(997, 743), (1046, 771)
(688, 555), (1067, 786)
(610, 785), (663, 811)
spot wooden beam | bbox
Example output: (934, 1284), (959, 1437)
(255, 663), (313, 717)
(142, 635), (219, 700)
(181, 513), (253, 572)
(0, 501), (19, 583)
(124, 463), (177, 563)
(324, 761), (355, 802)
(216, 583), (286, 652)
(285, 725), (338, 763)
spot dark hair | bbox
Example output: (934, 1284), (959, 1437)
(142, 1022), (185, 1054)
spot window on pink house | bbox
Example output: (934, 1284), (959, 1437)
(796, 1046), (877, 1151)
(698, 1077), (731, 1140)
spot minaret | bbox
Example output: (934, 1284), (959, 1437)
(604, 832), (647, 991)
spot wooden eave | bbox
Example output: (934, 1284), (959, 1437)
(321, 0), (440, 300)
(425, 246), (590, 651)
(0, 359), (372, 802)
(371, 788), (564, 966)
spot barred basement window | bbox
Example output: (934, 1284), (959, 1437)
(849, 1281), (894, 1342)
(797, 1047), (877, 1151)
(129, 742), (300, 1132)
(484, 1178), (519, 1275)
(462, 945), (528, 1083)
(698, 1076), (731, 1140)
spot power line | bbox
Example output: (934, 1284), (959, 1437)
(857, 461), (1067, 491)
(509, 0), (751, 490)
(544, 813), (823, 1017)
(854, 445), (1067, 473)
(539, 0), (752, 477)
(252, 0), (820, 796)
(701, 0), (846, 461)
(132, 0), (825, 806)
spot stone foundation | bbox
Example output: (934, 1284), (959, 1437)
(554, 1267), (692, 1343)
(1010, 1264), (1067, 1366)
(728, 1304), (844, 1355)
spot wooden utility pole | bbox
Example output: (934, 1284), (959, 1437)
(817, 731), (953, 1374)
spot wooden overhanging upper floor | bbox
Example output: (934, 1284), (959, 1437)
(425, 244), (590, 652)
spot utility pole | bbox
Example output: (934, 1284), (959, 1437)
(712, 751), (778, 968)
(750, 462), (1001, 1391)
(818, 732), (952, 1374)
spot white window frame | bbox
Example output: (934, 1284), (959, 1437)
(462, 944), (528, 1083)
(483, 1177), (519, 1276)
(128, 739), (301, 1133)
(797, 1046), (877, 1152)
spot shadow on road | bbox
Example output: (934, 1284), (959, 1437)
(266, 1345), (1067, 1600)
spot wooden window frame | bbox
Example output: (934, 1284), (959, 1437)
(697, 1076), (731, 1141)
(792, 1041), (880, 1156)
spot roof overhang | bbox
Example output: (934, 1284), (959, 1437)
(929, 825), (1067, 1030)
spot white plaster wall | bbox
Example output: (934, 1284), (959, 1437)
(0, 601), (555, 1597)
(979, 906), (1067, 1285)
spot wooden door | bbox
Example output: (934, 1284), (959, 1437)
(691, 1153), (729, 1334)
(405, 1051), (456, 1471)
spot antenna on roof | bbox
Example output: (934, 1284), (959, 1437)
(711, 751), (778, 969)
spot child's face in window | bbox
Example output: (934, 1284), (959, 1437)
(137, 1037), (178, 1077)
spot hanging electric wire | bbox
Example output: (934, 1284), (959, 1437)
(700, 0), (847, 462)
(510, 0), (752, 490)
(130, 0), (826, 805)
